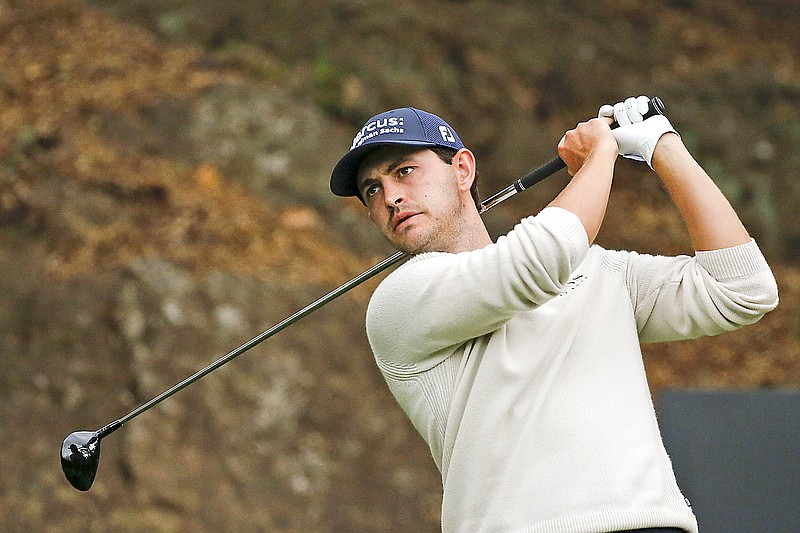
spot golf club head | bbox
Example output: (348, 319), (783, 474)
(61, 431), (101, 491)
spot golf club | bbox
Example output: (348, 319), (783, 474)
(61, 97), (665, 491)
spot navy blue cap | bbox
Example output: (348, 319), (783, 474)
(330, 107), (465, 199)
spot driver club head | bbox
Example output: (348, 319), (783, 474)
(60, 431), (102, 491)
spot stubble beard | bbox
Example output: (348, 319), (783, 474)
(388, 189), (468, 255)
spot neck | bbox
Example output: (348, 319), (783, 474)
(444, 206), (493, 254)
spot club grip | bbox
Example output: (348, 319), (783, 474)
(515, 96), (665, 191)
(515, 157), (568, 191)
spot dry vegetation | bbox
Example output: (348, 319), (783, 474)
(0, 0), (797, 531)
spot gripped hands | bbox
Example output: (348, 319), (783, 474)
(557, 117), (618, 176)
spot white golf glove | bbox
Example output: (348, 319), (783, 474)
(598, 95), (678, 168)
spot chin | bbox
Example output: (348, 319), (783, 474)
(400, 240), (440, 255)
(387, 226), (440, 255)
(389, 236), (426, 255)
(392, 241), (420, 255)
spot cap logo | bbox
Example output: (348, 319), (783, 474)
(350, 117), (405, 149)
(439, 125), (455, 143)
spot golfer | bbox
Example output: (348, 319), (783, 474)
(330, 97), (778, 533)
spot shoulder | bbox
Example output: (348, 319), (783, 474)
(371, 252), (453, 296)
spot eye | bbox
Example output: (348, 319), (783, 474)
(363, 183), (381, 198)
(398, 166), (414, 177)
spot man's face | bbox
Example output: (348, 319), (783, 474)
(356, 146), (471, 255)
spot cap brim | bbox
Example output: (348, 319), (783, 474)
(330, 140), (437, 199)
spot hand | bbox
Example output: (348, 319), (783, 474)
(598, 95), (678, 168)
(558, 118), (618, 176)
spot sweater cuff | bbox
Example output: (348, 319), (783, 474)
(535, 206), (590, 254)
(694, 239), (771, 281)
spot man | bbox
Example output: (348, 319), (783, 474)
(329, 98), (778, 532)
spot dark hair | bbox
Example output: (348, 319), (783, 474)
(429, 146), (481, 210)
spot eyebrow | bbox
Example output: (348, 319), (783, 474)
(383, 156), (409, 175)
(357, 155), (413, 191)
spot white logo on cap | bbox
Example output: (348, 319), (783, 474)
(351, 117), (405, 149)
(439, 125), (455, 143)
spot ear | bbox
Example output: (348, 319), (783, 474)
(451, 148), (476, 194)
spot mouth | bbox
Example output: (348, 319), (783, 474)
(392, 211), (421, 231)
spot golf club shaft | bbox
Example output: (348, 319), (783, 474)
(98, 250), (408, 437)
(98, 96), (666, 438)
(480, 96), (665, 213)
(95, 159), (565, 438)
(479, 156), (566, 213)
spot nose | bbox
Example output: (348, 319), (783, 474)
(382, 180), (405, 208)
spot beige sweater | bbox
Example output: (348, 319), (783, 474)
(366, 207), (778, 533)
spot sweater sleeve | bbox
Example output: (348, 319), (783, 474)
(366, 207), (589, 369)
(621, 239), (779, 343)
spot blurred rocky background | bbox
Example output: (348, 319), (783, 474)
(0, 0), (798, 531)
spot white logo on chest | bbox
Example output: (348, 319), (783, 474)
(557, 273), (587, 297)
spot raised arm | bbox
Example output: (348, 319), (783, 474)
(552, 117), (619, 244)
(604, 95), (752, 252)
(651, 134), (751, 251)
